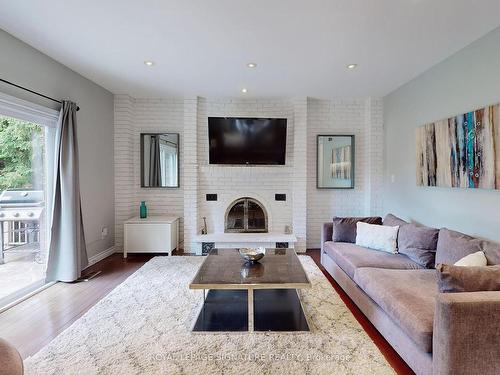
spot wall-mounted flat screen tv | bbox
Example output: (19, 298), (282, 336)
(208, 117), (287, 165)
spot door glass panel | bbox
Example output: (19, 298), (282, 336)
(0, 115), (51, 307)
(226, 201), (245, 230)
(247, 200), (266, 230)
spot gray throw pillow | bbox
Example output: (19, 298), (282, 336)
(436, 264), (500, 293)
(331, 222), (357, 243)
(436, 228), (483, 265)
(382, 214), (408, 227)
(482, 240), (500, 265)
(398, 223), (439, 268)
(332, 216), (382, 243)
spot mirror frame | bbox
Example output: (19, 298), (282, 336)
(316, 134), (355, 189)
(140, 132), (180, 188)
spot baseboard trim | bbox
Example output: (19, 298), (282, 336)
(86, 246), (116, 268)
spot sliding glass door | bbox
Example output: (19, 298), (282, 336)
(0, 94), (57, 308)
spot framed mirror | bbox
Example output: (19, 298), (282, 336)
(317, 135), (354, 189)
(141, 133), (179, 188)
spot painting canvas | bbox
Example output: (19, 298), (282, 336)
(416, 103), (500, 189)
(331, 145), (352, 180)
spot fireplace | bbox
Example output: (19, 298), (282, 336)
(224, 197), (268, 233)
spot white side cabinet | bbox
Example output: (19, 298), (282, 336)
(124, 216), (179, 258)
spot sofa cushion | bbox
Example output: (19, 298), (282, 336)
(436, 228), (483, 265)
(0, 338), (23, 375)
(482, 240), (500, 265)
(398, 223), (439, 268)
(436, 264), (500, 293)
(332, 216), (382, 243)
(354, 268), (437, 353)
(331, 222), (357, 243)
(323, 241), (423, 279)
(382, 213), (408, 227)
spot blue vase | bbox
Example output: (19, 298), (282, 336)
(140, 201), (147, 219)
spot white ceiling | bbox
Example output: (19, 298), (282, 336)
(1, 0), (500, 98)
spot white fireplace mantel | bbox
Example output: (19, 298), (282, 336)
(195, 232), (297, 244)
(194, 232), (297, 252)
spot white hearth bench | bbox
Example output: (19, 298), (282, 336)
(195, 232), (297, 254)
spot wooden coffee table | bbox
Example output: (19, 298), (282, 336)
(189, 248), (311, 332)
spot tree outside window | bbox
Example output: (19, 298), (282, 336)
(0, 116), (44, 192)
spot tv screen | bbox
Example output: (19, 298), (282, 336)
(208, 117), (287, 165)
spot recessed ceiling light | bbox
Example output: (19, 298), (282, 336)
(347, 64), (357, 70)
(247, 62), (257, 68)
(144, 61), (155, 67)
(241, 88), (248, 93)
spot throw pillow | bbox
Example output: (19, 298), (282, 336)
(331, 216), (382, 243)
(435, 228), (483, 265)
(454, 251), (488, 267)
(398, 223), (439, 268)
(481, 240), (500, 265)
(355, 222), (399, 254)
(331, 222), (357, 243)
(436, 264), (500, 293)
(382, 213), (408, 227)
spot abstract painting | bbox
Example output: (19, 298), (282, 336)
(416, 103), (500, 189)
(331, 145), (352, 180)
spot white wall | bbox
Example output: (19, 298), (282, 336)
(114, 95), (383, 252)
(114, 96), (184, 249)
(0, 30), (114, 261)
(197, 98), (294, 237)
(384, 26), (500, 242)
(306, 98), (383, 248)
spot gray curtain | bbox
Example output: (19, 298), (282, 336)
(149, 135), (162, 186)
(46, 101), (88, 282)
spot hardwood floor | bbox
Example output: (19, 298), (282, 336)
(0, 253), (154, 359)
(0, 250), (413, 374)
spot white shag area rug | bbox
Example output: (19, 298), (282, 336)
(24, 256), (394, 375)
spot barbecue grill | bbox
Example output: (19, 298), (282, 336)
(0, 190), (44, 264)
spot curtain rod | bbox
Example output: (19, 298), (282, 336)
(0, 78), (80, 111)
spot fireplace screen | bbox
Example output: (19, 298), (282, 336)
(225, 198), (268, 233)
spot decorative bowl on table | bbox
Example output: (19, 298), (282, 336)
(238, 247), (265, 263)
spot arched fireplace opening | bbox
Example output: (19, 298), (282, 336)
(224, 197), (268, 233)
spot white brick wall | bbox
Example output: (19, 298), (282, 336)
(114, 95), (185, 250)
(292, 98), (308, 251)
(365, 97), (384, 216)
(306, 98), (384, 248)
(197, 98), (295, 250)
(183, 97), (200, 252)
(114, 95), (135, 250)
(114, 95), (383, 253)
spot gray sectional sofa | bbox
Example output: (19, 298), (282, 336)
(320, 217), (500, 375)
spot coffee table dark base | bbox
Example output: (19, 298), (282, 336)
(192, 289), (309, 332)
(192, 290), (248, 331)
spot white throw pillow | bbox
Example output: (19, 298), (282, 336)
(454, 251), (488, 267)
(355, 222), (399, 254)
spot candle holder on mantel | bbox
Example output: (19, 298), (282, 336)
(201, 217), (208, 234)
